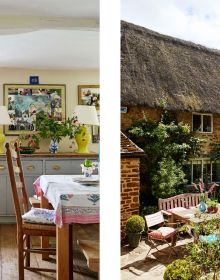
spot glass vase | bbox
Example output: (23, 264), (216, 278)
(199, 201), (206, 213)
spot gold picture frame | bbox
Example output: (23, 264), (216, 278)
(78, 85), (100, 109)
(4, 84), (66, 135)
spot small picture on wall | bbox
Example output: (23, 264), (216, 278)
(78, 85), (100, 109)
(4, 84), (66, 135)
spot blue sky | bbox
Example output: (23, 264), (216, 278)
(121, 0), (220, 50)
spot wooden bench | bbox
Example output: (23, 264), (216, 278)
(77, 240), (99, 274)
(158, 193), (208, 220)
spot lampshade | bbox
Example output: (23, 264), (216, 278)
(0, 106), (11, 125)
(74, 105), (99, 126)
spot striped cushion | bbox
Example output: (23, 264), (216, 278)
(148, 227), (175, 240)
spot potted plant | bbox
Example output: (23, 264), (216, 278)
(35, 112), (79, 153)
(125, 215), (145, 248)
(206, 199), (218, 213)
(80, 159), (96, 177)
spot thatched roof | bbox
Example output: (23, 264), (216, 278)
(121, 132), (144, 158)
(121, 20), (220, 113)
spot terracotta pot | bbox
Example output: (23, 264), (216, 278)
(207, 206), (218, 213)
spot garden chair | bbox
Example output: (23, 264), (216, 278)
(145, 211), (178, 260)
(5, 142), (56, 280)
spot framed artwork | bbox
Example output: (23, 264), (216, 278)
(78, 85), (100, 109)
(4, 84), (66, 135)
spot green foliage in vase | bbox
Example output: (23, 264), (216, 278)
(126, 109), (203, 199)
(82, 159), (93, 167)
(35, 112), (80, 143)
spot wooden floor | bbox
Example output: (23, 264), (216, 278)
(0, 224), (99, 280)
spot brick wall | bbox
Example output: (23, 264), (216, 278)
(121, 157), (140, 231)
(121, 106), (220, 155)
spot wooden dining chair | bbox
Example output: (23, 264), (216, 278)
(5, 142), (56, 280)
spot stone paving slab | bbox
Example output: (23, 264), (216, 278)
(121, 236), (193, 280)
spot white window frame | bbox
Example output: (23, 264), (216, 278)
(192, 113), (213, 133)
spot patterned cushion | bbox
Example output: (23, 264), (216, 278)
(22, 208), (55, 224)
(148, 227), (175, 240)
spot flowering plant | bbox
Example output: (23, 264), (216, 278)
(192, 179), (219, 202)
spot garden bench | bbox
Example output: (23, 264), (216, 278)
(158, 193), (208, 221)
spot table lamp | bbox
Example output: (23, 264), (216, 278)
(74, 105), (99, 153)
(0, 106), (11, 154)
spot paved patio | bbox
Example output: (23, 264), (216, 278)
(121, 235), (193, 280)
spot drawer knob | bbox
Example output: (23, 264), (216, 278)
(27, 165), (35, 171)
(0, 165), (6, 171)
(53, 165), (61, 170)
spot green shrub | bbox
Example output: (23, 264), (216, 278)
(163, 259), (195, 280)
(125, 215), (145, 234)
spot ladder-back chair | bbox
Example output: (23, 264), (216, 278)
(5, 142), (56, 280)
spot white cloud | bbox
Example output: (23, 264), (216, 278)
(121, 0), (220, 49)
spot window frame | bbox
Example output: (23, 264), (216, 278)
(192, 113), (213, 133)
(187, 158), (220, 184)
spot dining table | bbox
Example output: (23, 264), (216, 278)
(170, 204), (220, 240)
(33, 174), (100, 280)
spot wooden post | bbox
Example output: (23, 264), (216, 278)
(41, 191), (50, 260)
(56, 224), (73, 280)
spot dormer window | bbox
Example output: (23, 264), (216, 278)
(192, 113), (213, 133)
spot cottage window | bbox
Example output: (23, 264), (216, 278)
(184, 159), (220, 185)
(192, 113), (212, 133)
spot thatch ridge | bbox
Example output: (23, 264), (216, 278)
(121, 20), (220, 113)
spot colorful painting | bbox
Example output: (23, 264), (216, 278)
(4, 84), (66, 135)
(78, 85), (100, 109)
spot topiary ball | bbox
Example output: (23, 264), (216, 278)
(125, 215), (145, 233)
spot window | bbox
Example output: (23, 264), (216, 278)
(192, 113), (212, 133)
(184, 159), (220, 184)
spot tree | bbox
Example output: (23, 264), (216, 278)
(126, 110), (203, 199)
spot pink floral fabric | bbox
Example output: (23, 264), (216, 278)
(33, 175), (100, 227)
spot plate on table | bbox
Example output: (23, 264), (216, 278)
(73, 177), (99, 186)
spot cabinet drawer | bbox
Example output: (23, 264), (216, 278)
(22, 161), (43, 174)
(45, 160), (84, 174)
(0, 161), (7, 174)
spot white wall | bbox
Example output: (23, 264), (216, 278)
(0, 67), (99, 152)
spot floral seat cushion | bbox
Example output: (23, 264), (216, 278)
(22, 208), (55, 224)
(148, 227), (175, 240)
